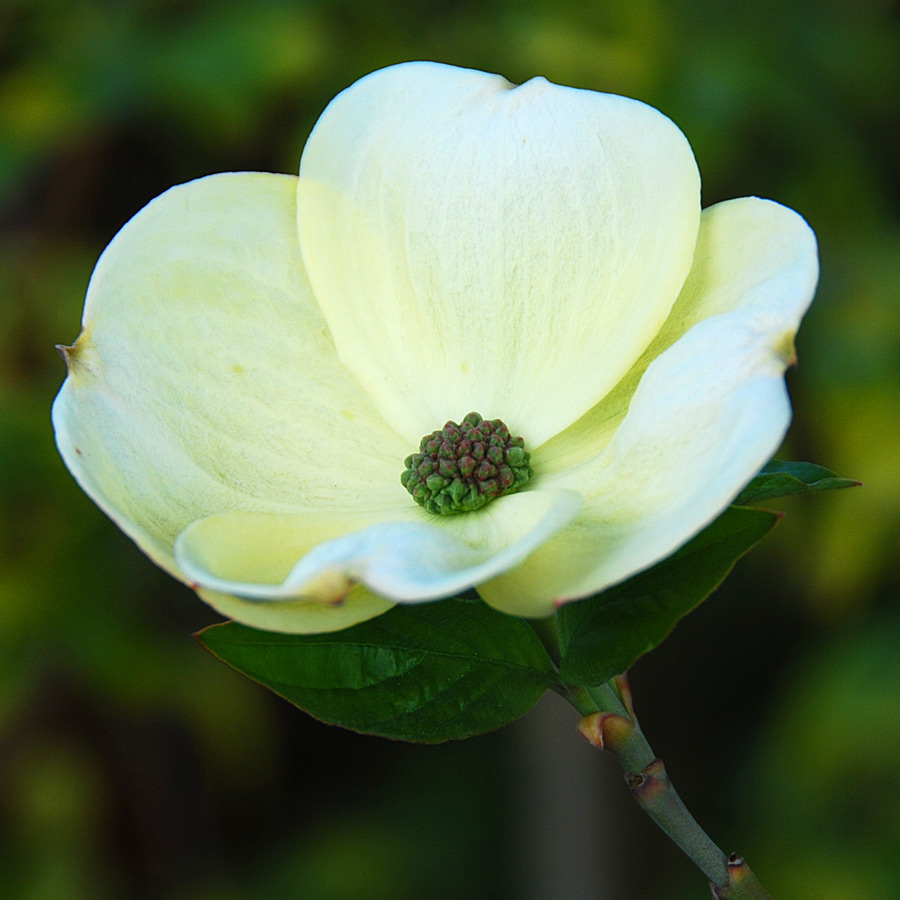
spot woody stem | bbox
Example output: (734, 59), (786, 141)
(573, 677), (774, 900)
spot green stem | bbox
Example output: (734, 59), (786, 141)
(529, 615), (562, 667)
(574, 678), (774, 900)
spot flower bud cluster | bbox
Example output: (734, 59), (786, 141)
(401, 412), (533, 515)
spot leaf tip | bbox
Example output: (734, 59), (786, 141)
(193, 620), (228, 649)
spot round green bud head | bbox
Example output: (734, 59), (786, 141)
(401, 412), (533, 515)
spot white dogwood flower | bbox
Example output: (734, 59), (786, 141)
(52, 62), (817, 633)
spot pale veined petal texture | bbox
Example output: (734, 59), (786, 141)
(52, 172), (410, 590)
(480, 197), (818, 616)
(174, 488), (581, 632)
(536, 196), (818, 471)
(297, 61), (701, 448)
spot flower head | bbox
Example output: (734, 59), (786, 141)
(401, 412), (533, 515)
(52, 62), (817, 633)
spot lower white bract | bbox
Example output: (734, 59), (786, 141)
(52, 61), (818, 633)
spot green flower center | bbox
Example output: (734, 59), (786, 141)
(401, 412), (533, 515)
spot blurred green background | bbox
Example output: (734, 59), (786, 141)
(1, 0), (898, 898)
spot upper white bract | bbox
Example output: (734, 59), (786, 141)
(52, 61), (818, 632)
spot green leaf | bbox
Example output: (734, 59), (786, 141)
(557, 507), (780, 687)
(734, 459), (860, 506)
(197, 599), (555, 742)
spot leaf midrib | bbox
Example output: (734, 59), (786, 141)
(208, 635), (555, 678)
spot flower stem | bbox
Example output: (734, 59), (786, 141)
(574, 676), (774, 900)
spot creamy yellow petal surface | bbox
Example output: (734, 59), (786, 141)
(53, 172), (409, 586)
(175, 489), (580, 620)
(481, 198), (818, 616)
(537, 197), (818, 470)
(297, 61), (700, 448)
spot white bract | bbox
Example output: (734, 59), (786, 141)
(52, 62), (817, 633)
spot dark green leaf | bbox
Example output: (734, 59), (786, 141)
(557, 507), (780, 687)
(197, 599), (555, 742)
(735, 459), (860, 506)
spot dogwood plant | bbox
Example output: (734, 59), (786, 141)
(52, 62), (855, 898)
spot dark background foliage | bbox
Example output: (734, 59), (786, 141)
(1, 1), (898, 898)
